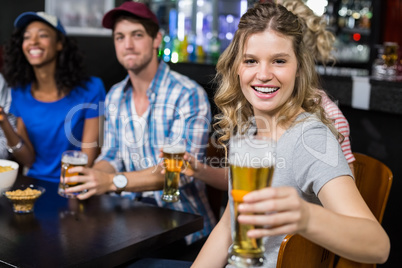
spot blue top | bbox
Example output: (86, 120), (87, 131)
(10, 76), (106, 182)
(96, 61), (215, 244)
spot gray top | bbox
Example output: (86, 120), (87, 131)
(228, 113), (353, 268)
(0, 74), (17, 159)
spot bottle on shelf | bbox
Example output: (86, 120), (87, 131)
(179, 35), (189, 62)
(206, 31), (221, 64)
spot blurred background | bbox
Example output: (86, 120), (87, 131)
(2, 0), (401, 88)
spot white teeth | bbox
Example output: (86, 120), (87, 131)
(254, 86), (278, 93)
(29, 49), (43, 55)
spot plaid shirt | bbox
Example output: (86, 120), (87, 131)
(97, 61), (215, 243)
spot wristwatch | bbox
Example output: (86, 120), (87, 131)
(113, 174), (128, 194)
(7, 139), (23, 154)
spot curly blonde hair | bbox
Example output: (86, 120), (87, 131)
(213, 2), (339, 145)
(282, 0), (336, 64)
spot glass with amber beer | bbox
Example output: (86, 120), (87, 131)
(383, 42), (399, 67)
(58, 150), (88, 198)
(228, 135), (276, 267)
(162, 138), (186, 202)
(383, 42), (399, 78)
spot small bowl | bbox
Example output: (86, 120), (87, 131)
(3, 184), (45, 213)
(0, 159), (19, 192)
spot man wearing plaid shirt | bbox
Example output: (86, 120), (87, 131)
(64, 2), (216, 244)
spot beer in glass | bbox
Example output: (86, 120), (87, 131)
(162, 138), (186, 202)
(383, 42), (399, 67)
(228, 135), (275, 267)
(58, 150), (88, 198)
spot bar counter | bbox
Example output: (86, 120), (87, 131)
(0, 175), (203, 268)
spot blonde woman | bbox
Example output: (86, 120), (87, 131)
(182, 0), (354, 191)
(192, 2), (389, 267)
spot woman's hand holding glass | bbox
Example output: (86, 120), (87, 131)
(0, 107), (11, 125)
(0, 107), (5, 121)
(236, 186), (310, 238)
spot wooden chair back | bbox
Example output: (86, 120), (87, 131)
(351, 153), (393, 223)
(276, 153), (393, 268)
(335, 153), (393, 268)
(276, 234), (335, 268)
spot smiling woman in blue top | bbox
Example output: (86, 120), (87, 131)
(0, 12), (106, 183)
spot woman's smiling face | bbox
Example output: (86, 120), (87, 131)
(237, 29), (298, 117)
(22, 21), (62, 68)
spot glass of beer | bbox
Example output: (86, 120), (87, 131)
(383, 42), (399, 67)
(58, 150), (88, 198)
(161, 138), (186, 202)
(228, 135), (276, 267)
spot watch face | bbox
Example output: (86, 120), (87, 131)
(113, 174), (128, 188)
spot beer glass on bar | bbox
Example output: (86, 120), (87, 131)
(58, 150), (88, 198)
(162, 138), (186, 202)
(228, 135), (276, 267)
(383, 42), (399, 67)
(383, 42), (399, 78)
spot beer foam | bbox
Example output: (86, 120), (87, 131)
(229, 138), (275, 168)
(62, 155), (88, 165)
(163, 144), (186, 154)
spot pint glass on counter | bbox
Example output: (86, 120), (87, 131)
(58, 150), (88, 198)
(162, 138), (186, 202)
(383, 42), (399, 67)
(228, 135), (276, 267)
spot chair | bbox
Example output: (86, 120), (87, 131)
(276, 234), (335, 268)
(350, 153), (393, 223)
(276, 153), (393, 268)
(334, 153), (393, 268)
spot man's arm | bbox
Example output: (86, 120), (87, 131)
(81, 117), (102, 167)
(65, 161), (165, 199)
(123, 164), (164, 192)
(182, 152), (229, 191)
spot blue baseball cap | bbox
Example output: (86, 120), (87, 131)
(14, 11), (66, 35)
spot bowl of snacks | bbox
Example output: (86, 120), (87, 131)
(0, 159), (19, 192)
(3, 184), (45, 213)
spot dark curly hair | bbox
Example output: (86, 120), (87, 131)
(3, 25), (89, 95)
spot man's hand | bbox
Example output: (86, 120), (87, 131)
(158, 149), (204, 177)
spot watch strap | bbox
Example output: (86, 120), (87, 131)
(115, 187), (124, 195)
